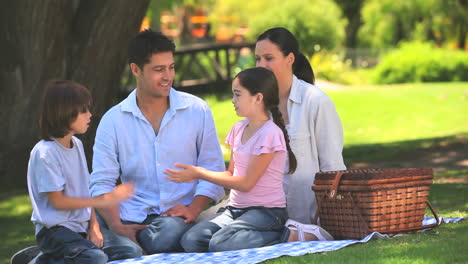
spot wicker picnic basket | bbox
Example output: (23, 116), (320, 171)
(312, 168), (439, 240)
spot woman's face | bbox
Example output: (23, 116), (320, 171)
(255, 39), (293, 85)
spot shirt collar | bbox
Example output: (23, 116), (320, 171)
(120, 88), (189, 117)
(288, 75), (302, 104)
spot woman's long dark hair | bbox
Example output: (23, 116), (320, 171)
(234, 67), (297, 174)
(257, 27), (315, 85)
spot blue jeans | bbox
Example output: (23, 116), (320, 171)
(181, 206), (289, 252)
(35, 226), (108, 264)
(98, 213), (193, 260)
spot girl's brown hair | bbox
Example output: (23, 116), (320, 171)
(39, 80), (91, 141)
(234, 67), (297, 174)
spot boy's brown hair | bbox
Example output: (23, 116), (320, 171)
(39, 80), (92, 141)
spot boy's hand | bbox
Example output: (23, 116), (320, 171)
(109, 182), (134, 202)
(87, 225), (104, 248)
(98, 182), (134, 208)
(164, 164), (199, 183)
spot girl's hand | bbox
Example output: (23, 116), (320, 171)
(87, 225), (104, 248)
(164, 163), (200, 183)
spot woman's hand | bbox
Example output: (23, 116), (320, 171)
(164, 163), (200, 183)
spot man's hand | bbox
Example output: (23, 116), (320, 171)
(161, 204), (200, 223)
(109, 223), (148, 245)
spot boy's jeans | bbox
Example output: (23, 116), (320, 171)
(35, 226), (107, 264)
(181, 206), (289, 252)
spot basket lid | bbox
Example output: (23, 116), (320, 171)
(314, 167), (433, 182)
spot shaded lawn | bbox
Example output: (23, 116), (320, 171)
(1, 182), (465, 264)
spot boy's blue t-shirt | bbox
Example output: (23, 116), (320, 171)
(27, 136), (91, 235)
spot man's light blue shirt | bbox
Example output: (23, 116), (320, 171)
(90, 88), (225, 223)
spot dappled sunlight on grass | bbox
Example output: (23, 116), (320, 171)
(0, 193), (35, 264)
(0, 194), (31, 217)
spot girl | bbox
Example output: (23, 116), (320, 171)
(164, 67), (296, 252)
(25, 80), (134, 264)
(255, 27), (346, 234)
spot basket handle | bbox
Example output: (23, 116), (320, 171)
(328, 172), (345, 199)
(378, 201), (440, 235)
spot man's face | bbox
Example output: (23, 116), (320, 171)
(132, 51), (175, 98)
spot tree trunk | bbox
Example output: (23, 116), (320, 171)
(0, 0), (150, 189)
(334, 0), (364, 48)
(457, 21), (466, 50)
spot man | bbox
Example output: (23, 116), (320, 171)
(89, 29), (225, 260)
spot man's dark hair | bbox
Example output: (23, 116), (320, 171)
(128, 29), (176, 70)
(39, 80), (92, 141)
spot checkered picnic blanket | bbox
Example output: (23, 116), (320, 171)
(108, 216), (464, 264)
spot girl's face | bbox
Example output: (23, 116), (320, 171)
(231, 78), (260, 118)
(69, 109), (92, 135)
(255, 39), (294, 85)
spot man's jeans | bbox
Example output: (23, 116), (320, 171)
(97, 214), (193, 261)
(181, 206), (289, 252)
(35, 226), (108, 264)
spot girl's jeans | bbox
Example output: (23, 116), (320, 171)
(35, 226), (107, 264)
(181, 206), (289, 252)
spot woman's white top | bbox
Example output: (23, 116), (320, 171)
(284, 75), (346, 224)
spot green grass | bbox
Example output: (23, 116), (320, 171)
(266, 223), (468, 264)
(1, 184), (465, 264)
(1, 82), (466, 263)
(329, 82), (468, 146)
(0, 190), (34, 264)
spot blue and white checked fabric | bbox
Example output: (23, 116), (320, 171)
(109, 217), (464, 264)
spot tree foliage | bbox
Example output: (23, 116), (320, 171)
(359, 0), (468, 48)
(207, 0), (345, 55)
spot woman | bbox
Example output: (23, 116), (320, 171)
(255, 27), (346, 228)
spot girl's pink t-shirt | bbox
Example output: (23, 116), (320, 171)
(225, 119), (287, 208)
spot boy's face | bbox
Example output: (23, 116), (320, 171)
(132, 51), (175, 98)
(70, 110), (92, 135)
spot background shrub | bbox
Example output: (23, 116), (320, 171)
(373, 42), (468, 84)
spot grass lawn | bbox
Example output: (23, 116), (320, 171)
(1, 82), (466, 263)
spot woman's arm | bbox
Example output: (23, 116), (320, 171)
(313, 95), (346, 171)
(165, 151), (275, 192)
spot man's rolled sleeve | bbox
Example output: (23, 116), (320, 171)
(194, 105), (226, 202)
(90, 114), (120, 197)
